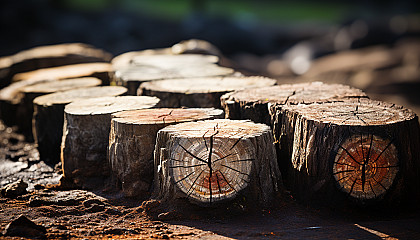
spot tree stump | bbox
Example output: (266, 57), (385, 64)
(221, 82), (368, 126)
(33, 86), (128, 165)
(0, 43), (111, 88)
(154, 119), (281, 207)
(114, 54), (235, 95)
(109, 108), (224, 198)
(61, 96), (160, 188)
(139, 76), (276, 108)
(17, 78), (102, 140)
(0, 78), (55, 128)
(12, 63), (112, 85)
(279, 99), (420, 205)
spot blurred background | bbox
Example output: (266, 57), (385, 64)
(1, 0), (420, 112)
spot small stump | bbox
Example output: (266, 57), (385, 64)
(114, 54), (235, 95)
(12, 62), (112, 85)
(154, 119), (281, 207)
(280, 99), (420, 205)
(33, 86), (127, 164)
(18, 78), (102, 140)
(139, 76), (276, 108)
(109, 108), (224, 198)
(61, 96), (160, 188)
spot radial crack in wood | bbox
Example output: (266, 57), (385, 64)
(109, 108), (223, 198)
(33, 86), (127, 164)
(279, 98), (420, 205)
(61, 96), (160, 188)
(154, 119), (281, 207)
(139, 76), (276, 108)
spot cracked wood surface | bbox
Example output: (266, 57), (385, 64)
(279, 98), (420, 205)
(61, 96), (160, 188)
(33, 86), (127, 165)
(139, 76), (276, 108)
(109, 108), (223, 198)
(154, 119), (280, 206)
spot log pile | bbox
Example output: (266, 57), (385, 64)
(153, 119), (280, 206)
(0, 43), (111, 88)
(33, 86), (127, 164)
(139, 76), (276, 108)
(61, 96), (160, 188)
(109, 108), (224, 198)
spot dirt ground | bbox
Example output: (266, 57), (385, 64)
(0, 119), (420, 239)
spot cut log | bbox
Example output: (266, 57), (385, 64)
(109, 108), (224, 198)
(12, 62), (112, 85)
(0, 43), (111, 88)
(139, 76), (277, 108)
(221, 81), (367, 125)
(33, 86), (127, 165)
(279, 98), (420, 205)
(61, 96), (160, 188)
(154, 119), (281, 207)
(16, 78), (102, 140)
(0, 78), (55, 128)
(114, 54), (235, 95)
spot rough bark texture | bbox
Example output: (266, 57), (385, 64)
(33, 86), (127, 165)
(12, 63), (112, 85)
(154, 119), (281, 207)
(278, 99), (420, 206)
(0, 43), (111, 88)
(16, 78), (102, 141)
(109, 108), (224, 198)
(61, 96), (160, 188)
(221, 82), (368, 126)
(114, 54), (234, 95)
(139, 76), (276, 108)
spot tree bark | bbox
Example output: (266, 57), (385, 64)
(154, 119), (281, 207)
(61, 96), (160, 188)
(109, 108), (224, 198)
(16, 78), (102, 141)
(114, 54), (234, 95)
(139, 76), (276, 108)
(33, 86), (127, 165)
(0, 43), (111, 88)
(279, 98), (420, 205)
(12, 62), (112, 85)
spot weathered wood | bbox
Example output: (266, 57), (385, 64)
(154, 119), (281, 207)
(12, 62), (112, 85)
(0, 43), (111, 88)
(139, 76), (277, 108)
(109, 108), (224, 198)
(33, 86), (127, 165)
(114, 54), (235, 95)
(61, 96), (160, 188)
(279, 99), (420, 205)
(221, 81), (368, 126)
(17, 78), (102, 140)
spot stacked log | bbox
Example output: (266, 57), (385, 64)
(113, 54), (235, 95)
(139, 76), (276, 108)
(109, 108), (224, 198)
(12, 62), (112, 85)
(61, 96), (160, 188)
(0, 43), (111, 88)
(33, 86), (127, 165)
(279, 99), (420, 205)
(153, 119), (280, 207)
